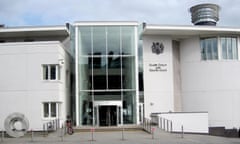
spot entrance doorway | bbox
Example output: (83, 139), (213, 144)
(99, 106), (117, 126)
(93, 101), (122, 126)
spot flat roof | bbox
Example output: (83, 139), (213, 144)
(74, 21), (139, 26)
(0, 25), (69, 38)
(142, 24), (240, 38)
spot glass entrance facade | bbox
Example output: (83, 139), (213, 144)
(75, 23), (138, 126)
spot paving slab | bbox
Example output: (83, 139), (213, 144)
(1, 127), (240, 144)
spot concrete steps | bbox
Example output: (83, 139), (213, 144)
(73, 125), (143, 132)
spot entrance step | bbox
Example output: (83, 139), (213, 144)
(73, 125), (143, 132)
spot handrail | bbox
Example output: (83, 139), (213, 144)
(142, 118), (152, 134)
(43, 118), (60, 133)
(158, 116), (172, 132)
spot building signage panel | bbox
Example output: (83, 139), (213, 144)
(149, 63), (167, 72)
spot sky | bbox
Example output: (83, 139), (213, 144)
(1, 0), (240, 27)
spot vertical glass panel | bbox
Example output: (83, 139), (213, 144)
(227, 37), (233, 59)
(221, 37), (238, 60)
(80, 91), (93, 125)
(107, 27), (120, 55)
(93, 27), (106, 55)
(207, 40), (212, 60)
(79, 27), (92, 55)
(94, 106), (98, 126)
(43, 103), (49, 117)
(122, 27), (135, 55)
(51, 103), (56, 117)
(50, 65), (56, 80)
(212, 38), (218, 59)
(221, 38), (227, 59)
(200, 40), (206, 60)
(200, 38), (218, 60)
(93, 56), (106, 68)
(232, 38), (238, 59)
(139, 72), (144, 91)
(57, 65), (60, 80)
(108, 55), (121, 89)
(123, 91), (136, 124)
(43, 65), (48, 80)
(122, 56), (136, 89)
(108, 55), (121, 69)
(93, 56), (107, 89)
(118, 106), (121, 124)
(79, 56), (92, 90)
(108, 75), (121, 89)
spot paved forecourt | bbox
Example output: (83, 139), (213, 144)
(1, 127), (240, 144)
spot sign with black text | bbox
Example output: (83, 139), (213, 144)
(149, 63), (167, 72)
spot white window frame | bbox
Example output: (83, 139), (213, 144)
(220, 36), (238, 60)
(200, 36), (239, 61)
(200, 37), (218, 60)
(42, 64), (60, 81)
(42, 102), (59, 119)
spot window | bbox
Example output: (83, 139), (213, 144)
(201, 37), (239, 61)
(51, 103), (56, 117)
(43, 103), (49, 117)
(42, 65), (60, 80)
(221, 37), (238, 60)
(200, 37), (218, 60)
(43, 102), (58, 118)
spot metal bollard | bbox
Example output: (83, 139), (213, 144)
(151, 127), (155, 139)
(167, 120), (169, 132)
(31, 129), (34, 142)
(60, 125), (64, 142)
(90, 127), (95, 141)
(1, 130), (4, 142)
(160, 118), (162, 129)
(170, 121), (173, 132)
(44, 124), (48, 136)
(163, 119), (165, 130)
(181, 125), (184, 138)
(121, 127), (125, 141)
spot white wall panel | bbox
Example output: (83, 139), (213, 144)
(143, 35), (174, 118)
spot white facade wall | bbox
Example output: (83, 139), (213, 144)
(180, 36), (240, 128)
(0, 41), (70, 130)
(158, 112), (209, 133)
(143, 35), (174, 118)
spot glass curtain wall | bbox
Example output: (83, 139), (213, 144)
(78, 25), (137, 126)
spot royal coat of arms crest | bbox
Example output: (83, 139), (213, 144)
(152, 42), (164, 55)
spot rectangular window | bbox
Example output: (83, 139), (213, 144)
(221, 37), (238, 60)
(51, 103), (56, 117)
(43, 102), (58, 118)
(43, 103), (49, 117)
(50, 65), (56, 80)
(200, 37), (218, 60)
(42, 65), (60, 80)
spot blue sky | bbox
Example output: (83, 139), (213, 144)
(1, 0), (240, 27)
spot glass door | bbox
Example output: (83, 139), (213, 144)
(94, 106), (99, 126)
(98, 106), (117, 126)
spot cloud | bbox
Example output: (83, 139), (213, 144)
(1, 0), (240, 27)
(0, 0), (28, 26)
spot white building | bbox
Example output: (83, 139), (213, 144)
(0, 3), (240, 134)
(0, 26), (72, 130)
(142, 24), (240, 129)
(142, 4), (240, 130)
